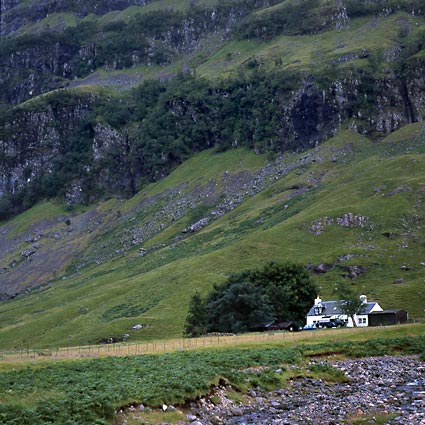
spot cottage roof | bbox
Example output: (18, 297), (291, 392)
(306, 300), (340, 317)
(369, 309), (406, 315)
(307, 300), (380, 317)
(358, 302), (381, 315)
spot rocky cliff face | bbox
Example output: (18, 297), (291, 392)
(0, 66), (425, 209)
(1, 0), (153, 35)
(1, 1), (273, 105)
(1, 59), (424, 208)
(0, 42), (78, 104)
(0, 94), (93, 198)
(1, 0), (424, 216)
(331, 64), (425, 135)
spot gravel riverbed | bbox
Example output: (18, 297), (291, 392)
(184, 355), (425, 424)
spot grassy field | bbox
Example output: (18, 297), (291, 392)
(1, 323), (423, 363)
(0, 324), (424, 424)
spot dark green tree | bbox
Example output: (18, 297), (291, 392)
(183, 292), (207, 337)
(250, 261), (318, 323)
(197, 261), (317, 334)
(204, 280), (272, 333)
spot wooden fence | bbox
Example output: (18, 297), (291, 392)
(0, 326), (389, 362)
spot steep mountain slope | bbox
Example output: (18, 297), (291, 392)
(1, 0), (425, 215)
(1, 0), (425, 348)
(1, 124), (424, 348)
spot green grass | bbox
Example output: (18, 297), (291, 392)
(142, 146), (267, 194)
(0, 332), (424, 424)
(18, 12), (79, 34)
(4, 201), (79, 237)
(94, 0), (213, 26)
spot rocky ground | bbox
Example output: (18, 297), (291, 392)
(182, 355), (425, 424)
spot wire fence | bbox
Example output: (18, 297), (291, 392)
(0, 325), (402, 362)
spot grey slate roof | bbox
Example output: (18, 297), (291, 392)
(307, 301), (379, 317)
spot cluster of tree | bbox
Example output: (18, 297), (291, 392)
(55, 68), (300, 195)
(0, 67), (300, 218)
(184, 261), (318, 337)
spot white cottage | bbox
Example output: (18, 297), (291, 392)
(306, 295), (383, 327)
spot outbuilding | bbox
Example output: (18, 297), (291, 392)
(368, 310), (408, 326)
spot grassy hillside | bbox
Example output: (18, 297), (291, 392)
(59, 10), (425, 89)
(1, 124), (424, 349)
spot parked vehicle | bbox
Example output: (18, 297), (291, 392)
(303, 319), (346, 330)
(302, 323), (317, 330)
(285, 321), (303, 332)
(323, 319), (345, 328)
(321, 321), (335, 328)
